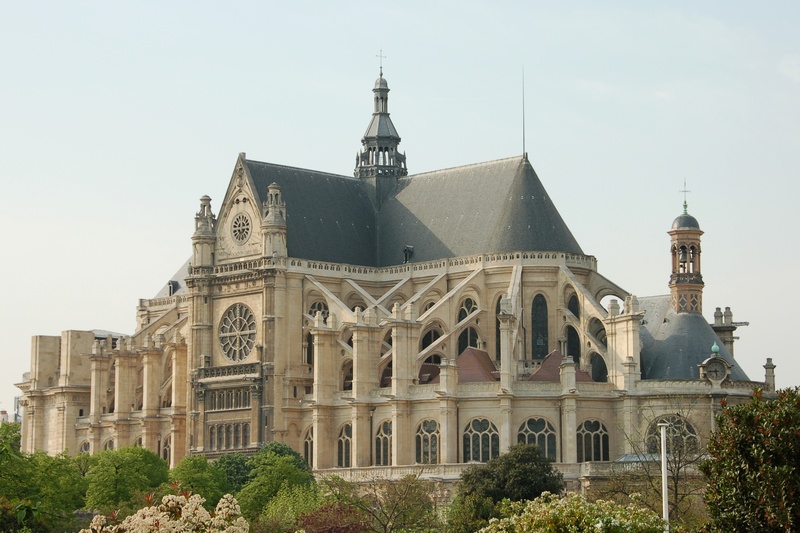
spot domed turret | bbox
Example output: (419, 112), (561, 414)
(668, 201), (704, 314)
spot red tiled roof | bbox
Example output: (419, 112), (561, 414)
(457, 347), (500, 383)
(527, 350), (593, 382)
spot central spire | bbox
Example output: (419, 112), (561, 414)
(355, 70), (408, 209)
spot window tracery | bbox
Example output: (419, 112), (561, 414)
(518, 417), (557, 460)
(463, 418), (499, 462)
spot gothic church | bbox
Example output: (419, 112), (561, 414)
(16, 71), (773, 488)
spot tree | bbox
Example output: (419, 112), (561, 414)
(212, 452), (252, 494)
(255, 482), (320, 533)
(447, 444), (564, 533)
(236, 448), (315, 521)
(702, 387), (800, 532)
(479, 492), (665, 533)
(85, 446), (169, 512)
(26, 450), (88, 528)
(587, 400), (709, 529)
(170, 454), (228, 509)
(322, 473), (441, 533)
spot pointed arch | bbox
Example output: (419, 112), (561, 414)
(531, 293), (549, 359)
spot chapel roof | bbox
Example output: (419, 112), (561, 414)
(638, 295), (750, 381)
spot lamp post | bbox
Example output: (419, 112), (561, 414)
(658, 421), (670, 532)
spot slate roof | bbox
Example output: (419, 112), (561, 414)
(638, 296), (750, 381)
(243, 154), (583, 267)
(246, 161), (378, 266)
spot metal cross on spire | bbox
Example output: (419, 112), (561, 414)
(376, 49), (387, 77)
(680, 179), (691, 214)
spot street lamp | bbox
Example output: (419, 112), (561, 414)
(658, 421), (670, 532)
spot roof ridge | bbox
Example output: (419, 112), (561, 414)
(245, 159), (356, 181)
(405, 154), (524, 179)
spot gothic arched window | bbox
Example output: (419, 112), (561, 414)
(463, 418), (499, 463)
(337, 424), (352, 468)
(517, 417), (557, 461)
(420, 326), (442, 351)
(458, 327), (480, 355)
(458, 298), (478, 321)
(416, 419), (439, 464)
(309, 301), (329, 324)
(645, 415), (699, 456)
(568, 294), (580, 320)
(532, 294), (548, 359)
(591, 353), (608, 382)
(375, 420), (392, 466)
(566, 325), (580, 364)
(304, 427), (314, 468)
(577, 419), (609, 462)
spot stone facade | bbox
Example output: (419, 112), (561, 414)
(16, 73), (772, 490)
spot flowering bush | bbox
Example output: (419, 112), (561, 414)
(80, 493), (249, 532)
(478, 492), (665, 533)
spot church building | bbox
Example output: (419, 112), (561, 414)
(16, 71), (774, 488)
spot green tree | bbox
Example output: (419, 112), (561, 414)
(170, 454), (227, 509)
(448, 444), (564, 533)
(26, 451), (88, 528)
(702, 387), (800, 532)
(212, 452), (251, 494)
(236, 449), (315, 521)
(85, 446), (168, 512)
(322, 473), (441, 533)
(256, 482), (320, 533)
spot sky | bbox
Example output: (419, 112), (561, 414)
(1, 1), (799, 415)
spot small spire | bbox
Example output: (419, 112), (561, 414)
(680, 179), (691, 214)
(376, 49), (386, 77)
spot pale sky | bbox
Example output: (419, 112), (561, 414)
(2, 1), (799, 414)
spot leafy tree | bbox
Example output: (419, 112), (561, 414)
(255, 482), (320, 533)
(479, 492), (665, 533)
(236, 449), (314, 521)
(447, 444), (563, 533)
(0, 422), (21, 454)
(702, 387), (800, 532)
(257, 441), (311, 473)
(170, 454), (227, 509)
(212, 452), (252, 494)
(26, 451), (88, 528)
(85, 446), (168, 512)
(322, 473), (441, 533)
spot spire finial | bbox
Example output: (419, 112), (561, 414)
(522, 66), (526, 157)
(376, 49), (386, 77)
(680, 179), (691, 214)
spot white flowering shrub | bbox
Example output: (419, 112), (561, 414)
(479, 492), (665, 533)
(80, 493), (249, 532)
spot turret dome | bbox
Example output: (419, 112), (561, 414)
(671, 213), (700, 230)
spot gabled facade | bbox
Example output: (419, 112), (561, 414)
(17, 73), (774, 489)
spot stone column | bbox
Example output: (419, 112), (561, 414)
(312, 405), (333, 469)
(392, 399), (413, 466)
(560, 355), (578, 463)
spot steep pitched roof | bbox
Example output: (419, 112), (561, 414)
(243, 154), (583, 268)
(638, 296), (751, 381)
(457, 347), (500, 383)
(245, 160), (377, 266)
(527, 350), (593, 382)
(378, 155), (584, 265)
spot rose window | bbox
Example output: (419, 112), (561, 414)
(231, 213), (251, 244)
(219, 303), (257, 361)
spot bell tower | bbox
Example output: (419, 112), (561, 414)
(354, 68), (408, 208)
(668, 201), (704, 313)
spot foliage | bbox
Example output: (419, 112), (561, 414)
(79, 492), (249, 532)
(256, 441), (311, 473)
(236, 451), (315, 521)
(0, 422), (22, 454)
(171, 455), (228, 509)
(478, 492), (665, 533)
(212, 453), (252, 494)
(254, 482), (320, 533)
(26, 450), (88, 528)
(300, 502), (371, 533)
(448, 444), (563, 533)
(701, 387), (800, 532)
(85, 446), (169, 513)
(322, 473), (441, 533)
